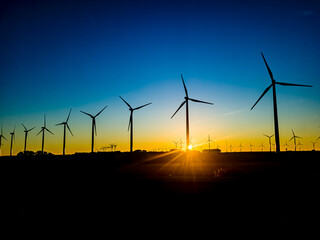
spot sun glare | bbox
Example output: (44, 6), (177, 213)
(188, 145), (193, 150)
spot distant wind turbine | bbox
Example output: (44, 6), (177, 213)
(251, 52), (312, 153)
(311, 141), (316, 151)
(37, 115), (54, 154)
(120, 96), (151, 152)
(0, 126), (7, 156)
(10, 126), (15, 156)
(283, 141), (289, 151)
(207, 135), (215, 150)
(289, 129), (301, 152)
(173, 141), (179, 149)
(297, 141), (303, 151)
(229, 144), (233, 152)
(22, 123), (35, 153)
(80, 105), (107, 153)
(171, 74), (213, 150)
(56, 108), (73, 155)
(249, 143), (254, 152)
(263, 134), (274, 152)
(259, 142), (264, 152)
(238, 143), (243, 152)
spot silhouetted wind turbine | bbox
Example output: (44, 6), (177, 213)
(283, 141), (289, 151)
(297, 141), (303, 151)
(171, 74), (213, 150)
(229, 144), (233, 152)
(22, 123), (35, 153)
(251, 52), (312, 153)
(311, 141), (316, 151)
(120, 96), (151, 152)
(56, 109), (73, 155)
(10, 126), (15, 156)
(249, 143), (254, 152)
(207, 135), (214, 150)
(239, 143), (243, 152)
(173, 141), (179, 149)
(289, 129), (301, 152)
(263, 134), (274, 152)
(37, 115), (54, 154)
(0, 126), (7, 156)
(259, 142), (264, 152)
(80, 105), (107, 153)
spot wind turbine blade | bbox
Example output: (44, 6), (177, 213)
(292, 129), (295, 136)
(67, 124), (73, 136)
(13, 125), (16, 134)
(133, 102), (152, 110)
(128, 112), (132, 131)
(21, 123), (27, 131)
(44, 115), (46, 128)
(45, 128), (54, 135)
(37, 129), (43, 136)
(296, 136), (302, 139)
(263, 134), (269, 138)
(181, 74), (188, 97)
(189, 98), (213, 105)
(270, 134), (275, 138)
(250, 84), (272, 110)
(66, 108), (72, 122)
(119, 96), (132, 109)
(80, 110), (93, 118)
(2, 136), (7, 141)
(276, 82), (312, 87)
(95, 105), (108, 117)
(261, 52), (274, 80)
(289, 136), (294, 142)
(55, 122), (64, 126)
(171, 100), (186, 119)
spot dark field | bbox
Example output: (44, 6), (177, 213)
(1, 151), (319, 228)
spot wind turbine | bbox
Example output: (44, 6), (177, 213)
(229, 144), (233, 152)
(263, 134), (274, 152)
(289, 129), (301, 152)
(207, 135), (215, 150)
(179, 138), (184, 150)
(22, 123), (35, 153)
(250, 52), (312, 153)
(56, 108), (73, 155)
(297, 141), (303, 151)
(120, 96), (151, 152)
(259, 142), (264, 152)
(37, 115), (54, 154)
(249, 143), (254, 152)
(0, 126), (7, 156)
(80, 105), (107, 153)
(311, 141), (316, 151)
(171, 74), (213, 150)
(173, 141), (179, 149)
(10, 126), (15, 156)
(239, 143), (243, 152)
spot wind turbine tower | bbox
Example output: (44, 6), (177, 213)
(10, 126), (15, 156)
(207, 135), (215, 150)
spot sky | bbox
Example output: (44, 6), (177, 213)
(0, 0), (320, 155)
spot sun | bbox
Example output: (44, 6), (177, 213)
(188, 145), (193, 150)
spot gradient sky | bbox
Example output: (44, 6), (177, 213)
(1, 0), (320, 155)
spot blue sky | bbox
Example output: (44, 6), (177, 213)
(0, 0), (319, 154)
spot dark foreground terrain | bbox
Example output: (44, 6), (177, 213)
(0, 151), (319, 229)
